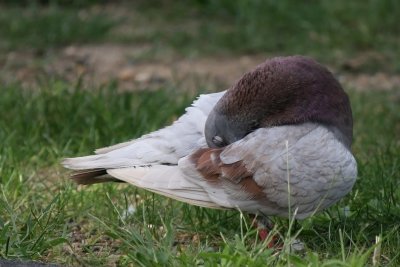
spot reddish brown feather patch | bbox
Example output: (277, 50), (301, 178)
(220, 161), (252, 183)
(190, 148), (222, 183)
(190, 148), (264, 197)
(239, 177), (265, 199)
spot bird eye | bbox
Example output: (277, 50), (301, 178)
(212, 136), (225, 147)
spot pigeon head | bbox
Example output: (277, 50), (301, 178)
(205, 56), (353, 149)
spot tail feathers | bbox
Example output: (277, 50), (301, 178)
(107, 166), (225, 209)
(64, 158), (224, 209)
(62, 155), (142, 170)
(70, 169), (122, 185)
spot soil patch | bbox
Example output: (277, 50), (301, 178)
(1, 44), (399, 91)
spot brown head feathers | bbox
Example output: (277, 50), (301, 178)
(205, 56), (353, 148)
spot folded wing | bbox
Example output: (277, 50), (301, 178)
(180, 123), (357, 218)
(63, 91), (225, 173)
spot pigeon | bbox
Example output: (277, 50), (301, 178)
(63, 56), (357, 240)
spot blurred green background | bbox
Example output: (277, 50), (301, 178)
(1, 0), (399, 71)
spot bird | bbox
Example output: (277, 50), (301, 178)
(63, 56), (357, 245)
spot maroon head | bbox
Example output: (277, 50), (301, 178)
(205, 56), (353, 149)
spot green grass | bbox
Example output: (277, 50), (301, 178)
(115, 0), (400, 72)
(130, 0), (400, 52)
(0, 0), (399, 265)
(1, 1), (399, 72)
(0, 5), (115, 50)
(0, 0), (106, 7)
(0, 81), (399, 266)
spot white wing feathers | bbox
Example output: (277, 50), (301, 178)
(63, 91), (225, 170)
(107, 166), (224, 209)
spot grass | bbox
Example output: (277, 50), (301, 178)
(129, 1), (400, 51)
(0, 5), (115, 50)
(0, 1), (399, 266)
(0, 81), (399, 266)
(1, 1), (399, 71)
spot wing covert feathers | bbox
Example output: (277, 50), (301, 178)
(107, 166), (224, 209)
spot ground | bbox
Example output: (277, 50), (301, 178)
(2, 44), (400, 91)
(0, 1), (399, 266)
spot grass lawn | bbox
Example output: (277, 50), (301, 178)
(0, 1), (399, 266)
